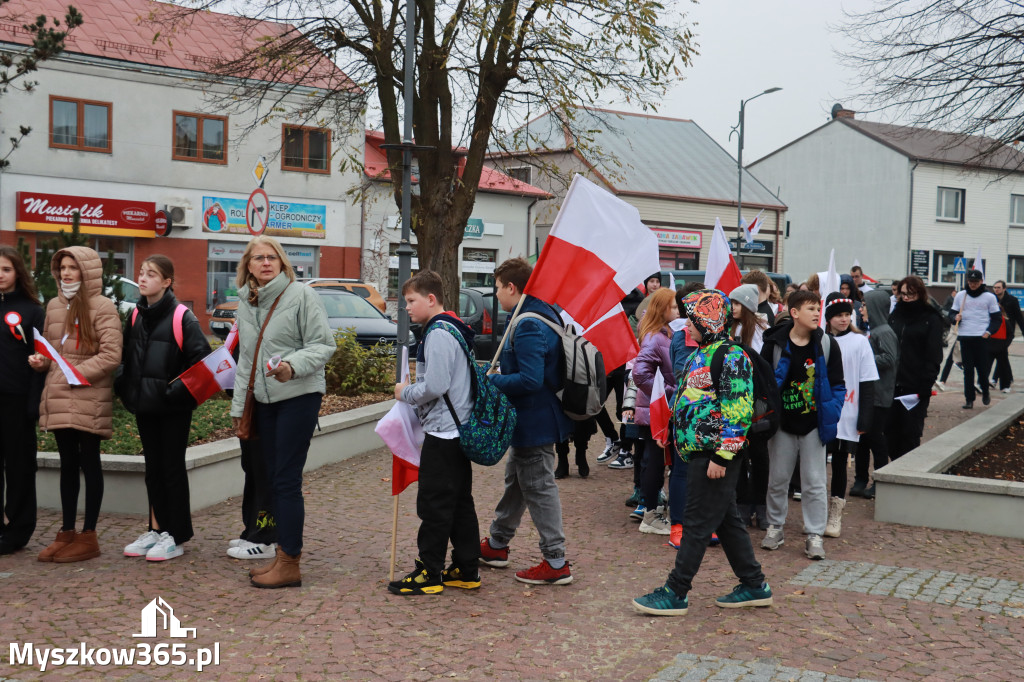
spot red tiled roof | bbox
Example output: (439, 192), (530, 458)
(0, 0), (353, 90)
(365, 131), (550, 198)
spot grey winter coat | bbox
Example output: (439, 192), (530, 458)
(865, 289), (898, 407)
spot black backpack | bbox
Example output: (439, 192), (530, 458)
(709, 341), (780, 438)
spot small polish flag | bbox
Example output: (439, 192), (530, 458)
(33, 329), (90, 386)
(650, 367), (671, 443)
(375, 346), (423, 495)
(224, 321), (239, 353)
(742, 210), (764, 244)
(973, 246), (984, 278)
(177, 345), (236, 405)
(704, 218), (743, 294)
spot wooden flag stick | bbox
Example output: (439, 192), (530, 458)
(389, 493), (400, 582)
(488, 293), (527, 371)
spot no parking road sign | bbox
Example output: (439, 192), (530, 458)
(246, 188), (269, 236)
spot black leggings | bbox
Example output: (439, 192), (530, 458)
(53, 429), (104, 532)
(829, 439), (856, 498)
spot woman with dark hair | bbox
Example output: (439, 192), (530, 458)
(0, 246), (45, 555)
(117, 255), (211, 561)
(885, 275), (944, 459)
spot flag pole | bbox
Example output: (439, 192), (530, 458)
(389, 493), (400, 582)
(488, 294), (527, 371)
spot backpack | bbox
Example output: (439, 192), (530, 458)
(130, 304), (188, 350)
(508, 312), (607, 420)
(427, 320), (517, 466)
(710, 341), (781, 438)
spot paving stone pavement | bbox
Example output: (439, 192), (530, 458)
(651, 653), (879, 682)
(1, 346), (1023, 680)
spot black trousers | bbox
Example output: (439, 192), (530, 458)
(666, 455), (765, 598)
(855, 405), (890, 484)
(0, 393), (37, 547)
(137, 411), (194, 544)
(416, 434), (480, 576)
(885, 390), (931, 460)
(736, 434), (769, 507)
(990, 338), (1013, 389)
(959, 336), (992, 403)
(239, 438), (276, 545)
(53, 428), (104, 532)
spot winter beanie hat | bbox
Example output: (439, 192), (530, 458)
(824, 292), (854, 322)
(681, 289), (732, 345)
(729, 284), (760, 315)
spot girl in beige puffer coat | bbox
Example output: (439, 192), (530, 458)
(29, 246), (122, 563)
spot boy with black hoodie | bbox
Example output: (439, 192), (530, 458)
(759, 290), (845, 560)
(389, 270), (481, 595)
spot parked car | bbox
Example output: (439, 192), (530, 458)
(409, 286), (508, 362)
(659, 269), (792, 293)
(105, 276), (141, 316)
(296, 278), (386, 313)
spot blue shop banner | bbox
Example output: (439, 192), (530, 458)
(202, 196), (326, 239)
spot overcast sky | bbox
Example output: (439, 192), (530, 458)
(614, 0), (882, 167)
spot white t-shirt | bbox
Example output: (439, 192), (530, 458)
(733, 313), (767, 352)
(833, 331), (879, 442)
(952, 290), (1000, 337)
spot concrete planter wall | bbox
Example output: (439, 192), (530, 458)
(874, 395), (1024, 539)
(36, 401), (394, 515)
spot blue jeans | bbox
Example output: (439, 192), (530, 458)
(255, 392), (322, 556)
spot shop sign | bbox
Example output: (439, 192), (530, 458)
(209, 242), (316, 264)
(730, 238), (775, 256)
(651, 228), (701, 249)
(201, 195), (326, 239)
(464, 218), (484, 240)
(16, 191), (156, 238)
(910, 249), (929, 279)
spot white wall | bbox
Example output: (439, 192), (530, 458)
(750, 121), (911, 281)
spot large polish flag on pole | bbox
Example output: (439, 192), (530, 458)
(525, 174), (660, 329)
(649, 367), (671, 444)
(560, 303), (639, 371)
(375, 346), (423, 495)
(33, 329), (90, 386)
(705, 218), (743, 293)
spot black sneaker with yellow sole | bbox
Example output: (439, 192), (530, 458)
(388, 559), (444, 595)
(441, 564), (481, 590)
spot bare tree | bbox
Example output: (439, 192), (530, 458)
(156, 0), (696, 304)
(0, 0), (83, 169)
(840, 0), (1024, 162)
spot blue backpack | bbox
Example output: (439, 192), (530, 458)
(426, 320), (517, 466)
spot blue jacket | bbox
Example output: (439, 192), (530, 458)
(760, 322), (845, 444)
(489, 296), (572, 448)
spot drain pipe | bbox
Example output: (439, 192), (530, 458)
(906, 160), (918, 277)
(526, 196), (540, 256)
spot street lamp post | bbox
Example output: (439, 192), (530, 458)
(729, 87), (781, 270)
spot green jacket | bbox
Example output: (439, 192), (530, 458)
(230, 272), (335, 417)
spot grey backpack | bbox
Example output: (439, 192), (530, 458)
(508, 312), (607, 420)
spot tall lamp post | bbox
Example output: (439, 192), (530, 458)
(729, 87), (781, 269)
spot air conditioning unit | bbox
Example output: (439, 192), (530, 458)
(167, 205), (194, 229)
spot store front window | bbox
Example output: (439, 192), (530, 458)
(461, 247), (497, 287)
(659, 249), (698, 271)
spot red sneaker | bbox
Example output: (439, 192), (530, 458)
(479, 538), (509, 568)
(514, 560), (573, 585)
(669, 524), (683, 548)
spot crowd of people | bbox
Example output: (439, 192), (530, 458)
(0, 244), (1012, 608)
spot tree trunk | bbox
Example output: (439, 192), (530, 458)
(414, 205), (465, 311)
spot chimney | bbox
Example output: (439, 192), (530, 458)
(831, 103), (855, 120)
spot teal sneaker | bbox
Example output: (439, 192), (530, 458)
(632, 584), (689, 616)
(715, 582), (773, 608)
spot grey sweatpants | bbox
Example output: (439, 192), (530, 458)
(766, 429), (828, 536)
(488, 444), (566, 561)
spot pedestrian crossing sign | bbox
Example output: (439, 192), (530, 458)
(953, 257), (968, 273)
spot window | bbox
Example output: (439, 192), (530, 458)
(936, 187), (965, 222)
(388, 243), (419, 296)
(507, 166), (531, 184)
(49, 96), (111, 152)
(1009, 256), (1024, 284)
(1011, 195), (1024, 227)
(173, 112), (227, 164)
(933, 250), (964, 284)
(659, 249), (699, 271)
(282, 125), (330, 173)
(461, 248), (497, 288)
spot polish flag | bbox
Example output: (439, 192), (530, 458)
(224, 321), (239, 353)
(817, 249), (841, 325)
(973, 246), (984, 278)
(526, 174), (660, 328)
(742, 210), (764, 244)
(704, 218), (743, 293)
(33, 329), (90, 386)
(178, 345), (237, 405)
(374, 346), (423, 495)
(559, 304), (639, 370)
(650, 367), (671, 443)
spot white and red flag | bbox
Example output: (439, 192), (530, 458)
(525, 174), (659, 329)
(705, 218), (743, 293)
(178, 345), (236, 405)
(33, 328), (90, 386)
(375, 346), (423, 495)
(650, 367), (671, 443)
(224, 321), (239, 353)
(973, 246), (984, 278)
(560, 304), (640, 371)
(741, 210), (764, 244)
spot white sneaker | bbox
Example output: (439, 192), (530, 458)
(124, 530), (161, 557)
(226, 538), (256, 555)
(227, 542), (276, 559)
(1003, 388), (1013, 394)
(639, 510), (671, 535)
(761, 525), (784, 550)
(805, 534), (826, 560)
(934, 380), (947, 392)
(145, 532), (184, 561)
(228, 538), (245, 549)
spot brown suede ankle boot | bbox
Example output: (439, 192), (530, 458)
(248, 552), (279, 578)
(53, 529), (101, 563)
(250, 547), (301, 588)
(38, 530), (76, 562)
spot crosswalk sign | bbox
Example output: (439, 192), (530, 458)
(953, 257), (968, 273)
